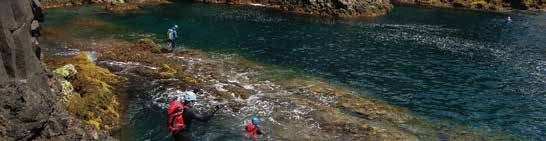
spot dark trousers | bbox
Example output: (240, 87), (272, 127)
(168, 40), (176, 50)
(34, 45), (41, 60)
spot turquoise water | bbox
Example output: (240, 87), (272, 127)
(44, 2), (546, 140)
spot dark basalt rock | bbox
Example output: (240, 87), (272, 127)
(392, 0), (545, 12)
(0, 0), (115, 140)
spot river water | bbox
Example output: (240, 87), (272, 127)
(43, 2), (545, 140)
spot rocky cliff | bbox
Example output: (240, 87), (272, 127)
(194, 0), (393, 17)
(0, 0), (114, 140)
(392, 0), (544, 11)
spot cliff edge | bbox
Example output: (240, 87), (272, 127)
(0, 0), (114, 140)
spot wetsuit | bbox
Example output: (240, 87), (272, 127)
(245, 124), (263, 138)
(168, 28), (177, 50)
(172, 107), (215, 141)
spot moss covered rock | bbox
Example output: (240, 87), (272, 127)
(159, 64), (177, 78)
(223, 85), (255, 99)
(53, 64), (78, 79)
(45, 53), (127, 131)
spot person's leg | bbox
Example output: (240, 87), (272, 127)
(35, 46), (41, 60)
(168, 40), (173, 49)
(172, 40), (176, 50)
(172, 131), (190, 141)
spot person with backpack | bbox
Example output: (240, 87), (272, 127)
(167, 89), (222, 141)
(31, 0), (44, 60)
(167, 25), (179, 51)
(245, 117), (263, 138)
(505, 16), (513, 24)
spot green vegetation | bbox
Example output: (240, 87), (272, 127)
(46, 53), (127, 131)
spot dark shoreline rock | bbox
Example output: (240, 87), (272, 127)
(392, 0), (545, 12)
(194, 0), (393, 17)
(42, 0), (169, 9)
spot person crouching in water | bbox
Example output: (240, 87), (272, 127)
(245, 117), (263, 138)
(168, 89), (222, 141)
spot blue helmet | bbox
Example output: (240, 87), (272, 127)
(251, 117), (259, 125)
(173, 24), (179, 29)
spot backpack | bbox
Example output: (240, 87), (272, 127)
(167, 30), (174, 40)
(167, 100), (185, 132)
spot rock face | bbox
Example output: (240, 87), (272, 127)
(0, 0), (114, 140)
(194, 0), (393, 17)
(392, 0), (545, 11)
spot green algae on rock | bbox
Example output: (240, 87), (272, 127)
(53, 64), (78, 105)
(53, 64), (78, 79)
(45, 53), (127, 131)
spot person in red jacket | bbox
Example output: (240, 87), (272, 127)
(168, 90), (222, 141)
(245, 117), (263, 138)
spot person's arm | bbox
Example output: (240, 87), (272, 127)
(256, 126), (263, 135)
(187, 108), (214, 122)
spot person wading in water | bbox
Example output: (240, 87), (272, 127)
(167, 25), (179, 51)
(245, 117), (264, 138)
(167, 89), (222, 141)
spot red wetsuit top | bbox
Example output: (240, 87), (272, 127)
(246, 123), (259, 138)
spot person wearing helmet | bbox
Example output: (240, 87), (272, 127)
(245, 117), (263, 138)
(506, 16), (513, 24)
(167, 25), (179, 51)
(171, 89), (222, 141)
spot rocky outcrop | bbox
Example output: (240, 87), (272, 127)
(0, 0), (115, 140)
(40, 0), (88, 9)
(392, 0), (545, 11)
(42, 0), (167, 9)
(44, 53), (127, 131)
(41, 0), (125, 8)
(194, 0), (393, 17)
